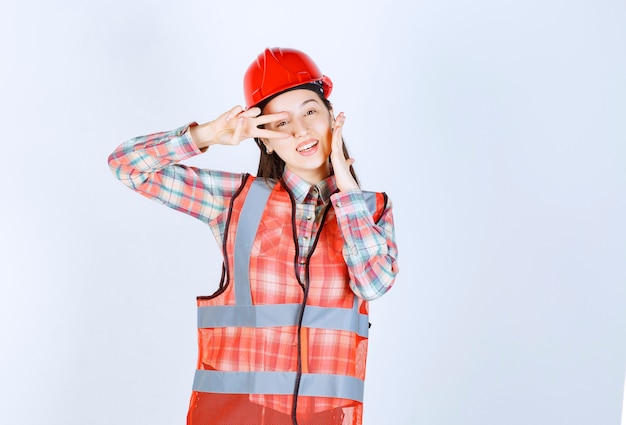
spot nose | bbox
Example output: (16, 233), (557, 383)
(291, 117), (308, 137)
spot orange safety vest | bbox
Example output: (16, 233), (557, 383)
(187, 175), (386, 425)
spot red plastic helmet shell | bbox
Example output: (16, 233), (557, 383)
(244, 47), (333, 109)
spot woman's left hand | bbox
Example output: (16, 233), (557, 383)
(330, 112), (360, 192)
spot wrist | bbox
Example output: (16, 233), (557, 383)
(189, 121), (218, 150)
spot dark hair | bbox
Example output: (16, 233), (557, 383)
(254, 90), (360, 186)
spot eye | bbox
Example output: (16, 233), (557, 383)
(305, 109), (316, 116)
(276, 121), (287, 128)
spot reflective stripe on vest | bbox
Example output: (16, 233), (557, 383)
(232, 179), (273, 306)
(192, 370), (364, 401)
(198, 299), (369, 337)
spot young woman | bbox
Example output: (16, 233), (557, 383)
(108, 47), (399, 425)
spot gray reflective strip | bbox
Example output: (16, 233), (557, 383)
(233, 179), (273, 306)
(299, 372), (364, 400)
(303, 296), (368, 337)
(198, 302), (368, 337)
(192, 370), (364, 402)
(198, 304), (299, 328)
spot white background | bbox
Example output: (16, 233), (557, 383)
(2, 0), (625, 424)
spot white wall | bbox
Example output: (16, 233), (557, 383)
(1, 0), (625, 424)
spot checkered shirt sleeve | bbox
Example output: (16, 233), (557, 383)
(107, 124), (243, 229)
(330, 190), (399, 301)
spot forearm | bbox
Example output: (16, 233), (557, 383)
(108, 124), (199, 190)
(108, 123), (241, 223)
(332, 191), (399, 301)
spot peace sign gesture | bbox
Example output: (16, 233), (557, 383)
(190, 105), (288, 150)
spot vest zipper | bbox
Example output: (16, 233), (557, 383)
(285, 184), (332, 425)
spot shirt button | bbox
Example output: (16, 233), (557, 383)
(306, 215), (313, 221)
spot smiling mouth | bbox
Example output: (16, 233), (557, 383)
(296, 140), (318, 152)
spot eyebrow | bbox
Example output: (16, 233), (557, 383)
(300, 98), (320, 108)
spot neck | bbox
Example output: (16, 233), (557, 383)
(287, 164), (331, 185)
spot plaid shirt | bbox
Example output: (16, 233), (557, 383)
(108, 124), (398, 300)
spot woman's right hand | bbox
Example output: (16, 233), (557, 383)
(189, 105), (289, 150)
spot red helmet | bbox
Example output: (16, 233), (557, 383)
(244, 47), (333, 109)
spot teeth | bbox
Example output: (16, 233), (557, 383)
(297, 141), (317, 152)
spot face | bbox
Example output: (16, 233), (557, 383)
(261, 89), (334, 184)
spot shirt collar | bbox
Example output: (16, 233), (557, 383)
(281, 168), (337, 205)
